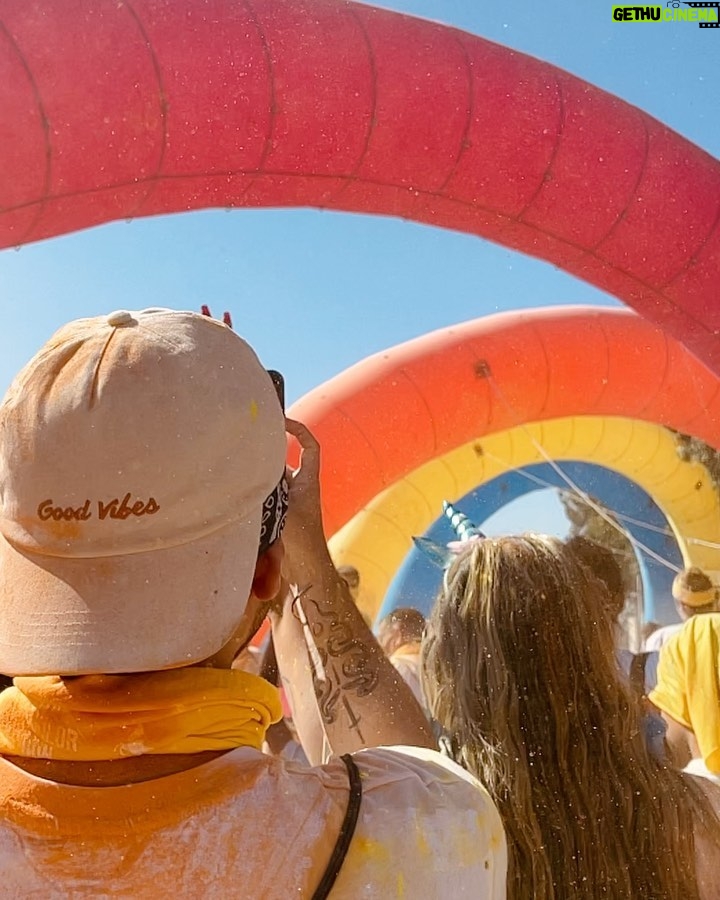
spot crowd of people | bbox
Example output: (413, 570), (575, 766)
(0, 307), (717, 897)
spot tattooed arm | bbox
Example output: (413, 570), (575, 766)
(269, 419), (435, 764)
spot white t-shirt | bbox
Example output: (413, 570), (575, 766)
(644, 622), (684, 652)
(0, 745), (506, 898)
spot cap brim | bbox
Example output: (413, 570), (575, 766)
(0, 513), (261, 676)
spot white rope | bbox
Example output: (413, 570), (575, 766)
(477, 372), (682, 574)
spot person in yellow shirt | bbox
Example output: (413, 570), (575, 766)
(650, 613), (720, 785)
(0, 308), (505, 898)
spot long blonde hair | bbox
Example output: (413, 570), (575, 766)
(422, 534), (715, 899)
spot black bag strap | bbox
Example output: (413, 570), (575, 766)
(311, 754), (362, 900)
(630, 651), (650, 698)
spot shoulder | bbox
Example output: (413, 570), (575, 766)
(327, 747), (507, 897)
(348, 745), (504, 824)
(350, 744), (478, 782)
(277, 744), (501, 818)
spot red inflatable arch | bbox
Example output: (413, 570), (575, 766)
(1, 1), (719, 369)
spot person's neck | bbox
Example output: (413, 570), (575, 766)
(2, 749), (236, 787)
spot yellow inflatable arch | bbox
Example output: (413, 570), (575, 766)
(328, 416), (720, 619)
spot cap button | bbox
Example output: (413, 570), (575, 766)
(106, 310), (135, 327)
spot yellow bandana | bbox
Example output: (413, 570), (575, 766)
(0, 668), (282, 761)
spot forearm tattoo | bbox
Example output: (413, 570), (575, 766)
(293, 587), (380, 738)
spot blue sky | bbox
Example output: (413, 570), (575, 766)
(1, 0), (718, 540)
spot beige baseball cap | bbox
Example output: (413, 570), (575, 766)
(0, 309), (286, 675)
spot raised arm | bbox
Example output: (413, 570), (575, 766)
(270, 418), (435, 764)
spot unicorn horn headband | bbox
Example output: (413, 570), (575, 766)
(442, 500), (484, 542)
(413, 501), (486, 569)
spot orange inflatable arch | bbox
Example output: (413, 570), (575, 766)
(289, 306), (720, 537)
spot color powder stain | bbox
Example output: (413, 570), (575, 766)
(454, 820), (484, 867)
(489, 826), (503, 852)
(415, 821), (430, 858)
(355, 836), (390, 864)
(249, 400), (258, 421)
(397, 870), (405, 897)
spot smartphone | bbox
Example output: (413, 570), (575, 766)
(267, 369), (285, 412)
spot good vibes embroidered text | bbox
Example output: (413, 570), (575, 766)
(37, 494), (160, 522)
